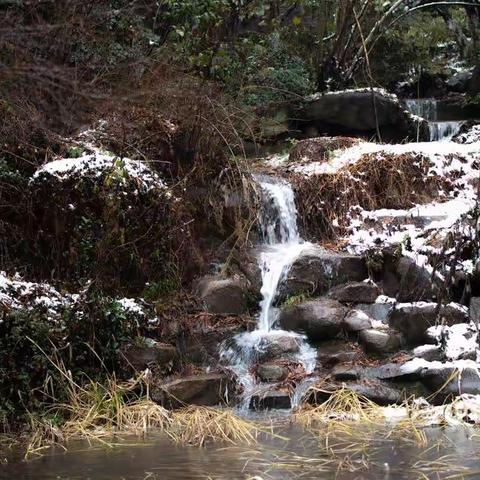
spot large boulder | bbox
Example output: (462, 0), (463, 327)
(152, 373), (235, 408)
(277, 246), (367, 301)
(197, 276), (248, 315)
(278, 299), (347, 341)
(388, 302), (468, 345)
(295, 90), (427, 142)
(328, 281), (380, 304)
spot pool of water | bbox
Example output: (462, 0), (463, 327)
(2, 424), (480, 479)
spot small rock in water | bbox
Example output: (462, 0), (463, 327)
(257, 335), (300, 361)
(256, 362), (288, 382)
(249, 389), (292, 410)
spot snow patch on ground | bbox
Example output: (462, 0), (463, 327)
(33, 149), (168, 193)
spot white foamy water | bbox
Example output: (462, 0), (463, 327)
(429, 121), (462, 142)
(404, 98), (462, 141)
(220, 175), (316, 409)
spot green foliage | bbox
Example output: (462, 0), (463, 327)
(0, 292), (142, 424)
(282, 292), (311, 307)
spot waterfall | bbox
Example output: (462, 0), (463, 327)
(405, 98), (463, 142)
(405, 98), (438, 121)
(429, 121), (462, 142)
(256, 175), (306, 331)
(220, 175), (316, 409)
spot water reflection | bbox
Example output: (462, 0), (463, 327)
(2, 425), (480, 479)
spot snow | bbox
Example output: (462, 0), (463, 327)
(455, 124), (480, 144)
(425, 323), (478, 361)
(307, 87), (399, 103)
(335, 138), (480, 275)
(117, 298), (145, 316)
(33, 149), (168, 193)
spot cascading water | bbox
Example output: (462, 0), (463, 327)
(405, 98), (462, 142)
(220, 175), (316, 409)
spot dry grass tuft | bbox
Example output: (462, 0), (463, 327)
(294, 386), (383, 426)
(170, 406), (267, 447)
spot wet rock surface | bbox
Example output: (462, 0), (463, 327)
(256, 362), (289, 382)
(250, 389), (292, 410)
(152, 373), (235, 409)
(279, 299), (347, 341)
(257, 335), (301, 361)
(277, 247), (367, 301)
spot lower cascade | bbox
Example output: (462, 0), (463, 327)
(221, 175), (316, 410)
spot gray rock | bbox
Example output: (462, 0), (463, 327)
(447, 70), (473, 93)
(153, 373), (235, 408)
(257, 362), (288, 382)
(356, 302), (393, 323)
(413, 344), (445, 362)
(396, 257), (436, 302)
(279, 299), (347, 341)
(421, 365), (480, 401)
(278, 246), (367, 301)
(316, 341), (363, 367)
(304, 380), (406, 406)
(388, 302), (468, 345)
(122, 340), (177, 370)
(198, 276), (247, 314)
(331, 365), (361, 381)
(298, 90), (428, 142)
(359, 329), (402, 355)
(343, 310), (373, 332)
(258, 335), (300, 361)
(367, 362), (424, 382)
(470, 297), (480, 325)
(328, 281), (380, 304)
(250, 389), (291, 410)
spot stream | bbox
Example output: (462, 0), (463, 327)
(3, 424), (480, 479)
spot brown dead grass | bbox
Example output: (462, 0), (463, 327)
(291, 151), (452, 240)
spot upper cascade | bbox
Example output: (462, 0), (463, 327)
(404, 98), (463, 141)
